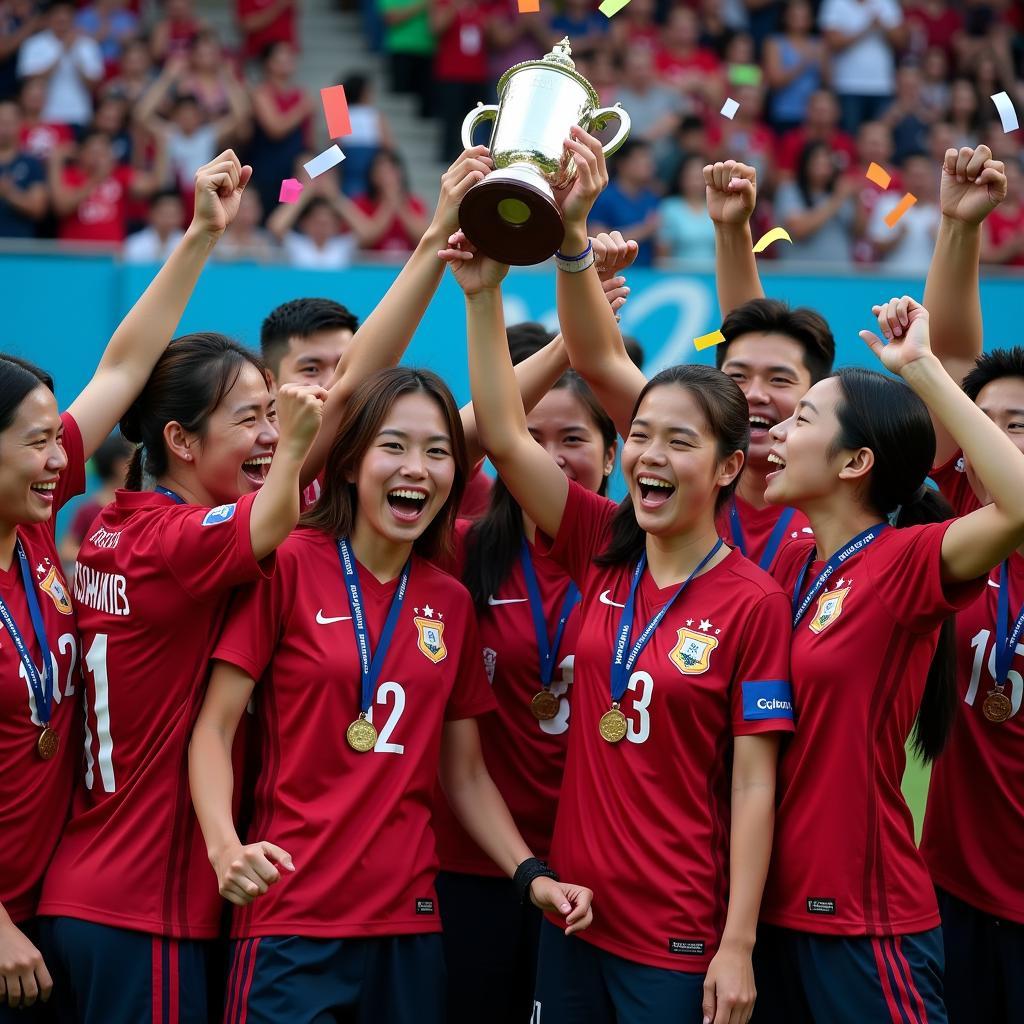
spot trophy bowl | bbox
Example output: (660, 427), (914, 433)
(458, 38), (631, 266)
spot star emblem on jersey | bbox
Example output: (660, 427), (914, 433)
(808, 585), (851, 635)
(698, 619), (713, 632)
(669, 628), (718, 675)
(414, 609), (447, 664)
(38, 565), (73, 615)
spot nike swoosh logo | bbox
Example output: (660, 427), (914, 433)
(599, 590), (626, 608)
(316, 610), (352, 624)
(487, 596), (529, 606)
(988, 580), (1001, 589)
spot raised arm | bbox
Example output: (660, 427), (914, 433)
(133, 57), (182, 135)
(861, 297), (1024, 582)
(704, 159), (765, 316)
(66, 151), (252, 457)
(922, 145), (1007, 466)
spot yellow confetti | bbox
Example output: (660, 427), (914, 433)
(694, 329), (726, 351)
(752, 227), (793, 254)
(599, 0), (632, 17)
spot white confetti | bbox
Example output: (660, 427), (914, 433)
(303, 145), (346, 179)
(991, 91), (1020, 134)
(720, 97), (740, 120)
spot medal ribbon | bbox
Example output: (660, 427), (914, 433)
(519, 538), (580, 688)
(337, 538), (410, 715)
(610, 539), (724, 704)
(0, 540), (54, 728)
(729, 500), (796, 571)
(154, 485), (186, 504)
(994, 560), (1024, 686)
(791, 523), (886, 626)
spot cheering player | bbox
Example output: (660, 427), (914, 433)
(188, 367), (593, 1024)
(750, 292), (1024, 1024)
(0, 150), (257, 1018)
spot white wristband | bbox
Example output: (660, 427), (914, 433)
(555, 243), (595, 273)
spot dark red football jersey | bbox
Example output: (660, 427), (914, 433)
(715, 492), (813, 572)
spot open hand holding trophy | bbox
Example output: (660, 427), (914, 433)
(458, 38), (631, 266)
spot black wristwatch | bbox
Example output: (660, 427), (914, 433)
(513, 857), (559, 904)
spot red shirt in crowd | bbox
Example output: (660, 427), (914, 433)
(57, 165), (135, 243)
(237, 0), (297, 60)
(985, 205), (1024, 267)
(777, 127), (857, 176)
(353, 193), (429, 254)
(433, 0), (490, 83)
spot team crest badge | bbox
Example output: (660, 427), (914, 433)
(669, 628), (718, 675)
(39, 565), (73, 615)
(414, 609), (447, 664)
(808, 586), (850, 634)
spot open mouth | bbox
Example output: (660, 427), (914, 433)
(386, 487), (428, 522)
(749, 414), (777, 438)
(637, 475), (675, 508)
(30, 480), (58, 502)
(241, 454), (272, 487)
(766, 451), (786, 479)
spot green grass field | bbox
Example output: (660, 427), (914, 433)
(902, 744), (932, 843)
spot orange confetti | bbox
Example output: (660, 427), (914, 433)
(320, 85), (351, 139)
(866, 162), (891, 189)
(517, 0), (540, 10)
(884, 193), (918, 229)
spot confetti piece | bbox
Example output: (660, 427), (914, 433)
(278, 178), (303, 204)
(304, 145), (346, 180)
(752, 227), (793, 254)
(720, 97), (740, 120)
(866, 162), (891, 189)
(599, 0), (632, 17)
(991, 91), (1020, 134)
(320, 85), (352, 139)
(517, 0), (540, 11)
(694, 329), (726, 351)
(884, 193), (917, 229)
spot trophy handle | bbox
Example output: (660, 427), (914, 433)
(590, 103), (632, 158)
(461, 103), (500, 150)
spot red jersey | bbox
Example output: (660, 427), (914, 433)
(541, 483), (794, 971)
(985, 206), (1024, 268)
(1, 413), (85, 924)
(763, 524), (984, 935)
(19, 122), (75, 160)
(237, 0), (297, 59)
(777, 127), (857, 176)
(433, 1), (490, 83)
(353, 194), (428, 253)
(38, 489), (273, 938)
(715, 493), (813, 572)
(458, 464), (492, 520)
(212, 528), (495, 938)
(434, 520), (578, 876)
(57, 166), (134, 243)
(930, 450), (979, 519)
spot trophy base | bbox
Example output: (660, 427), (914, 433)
(458, 167), (565, 267)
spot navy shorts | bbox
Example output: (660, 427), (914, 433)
(223, 933), (445, 1024)
(0, 919), (56, 1024)
(437, 870), (541, 1024)
(752, 924), (947, 1024)
(37, 916), (210, 1024)
(936, 886), (1024, 1024)
(533, 919), (706, 1024)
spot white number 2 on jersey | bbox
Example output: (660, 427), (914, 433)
(367, 680), (406, 754)
(966, 628), (1023, 719)
(18, 632), (78, 723)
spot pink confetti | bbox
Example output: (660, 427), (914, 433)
(278, 178), (303, 204)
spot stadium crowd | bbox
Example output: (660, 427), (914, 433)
(0, 0), (1021, 269)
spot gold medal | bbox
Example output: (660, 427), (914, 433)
(36, 726), (59, 761)
(598, 704), (628, 743)
(982, 688), (1012, 724)
(346, 715), (378, 752)
(530, 689), (560, 721)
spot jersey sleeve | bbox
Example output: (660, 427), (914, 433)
(535, 480), (616, 586)
(730, 590), (795, 736)
(869, 523), (986, 633)
(157, 491), (275, 602)
(929, 450), (980, 517)
(55, 412), (87, 515)
(444, 596), (497, 721)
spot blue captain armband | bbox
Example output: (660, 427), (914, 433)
(742, 680), (794, 721)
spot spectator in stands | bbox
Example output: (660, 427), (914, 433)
(100, 36), (156, 106)
(0, 97), (46, 238)
(882, 64), (935, 164)
(982, 157), (1024, 268)
(339, 72), (394, 198)
(763, 0), (828, 134)
(819, 0), (906, 134)
(608, 0), (660, 54)
(0, 0), (41, 102)
(135, 55), (249, 196)
(123, 187), (184, 262)
(777, 88), (856, 177)
(483, 0), (547, 87)
(697, 0), (742, 58)
(248, 40), (311, 215)
(17, 0), (104, 127)
(236, 0), (297, 64)
(431, 0), (490, 161)
(150, 0), (206, 63)
(214, 184), (277, 261)
(745, 0), (786, 56)
(657, 153), (716, 264)
(176, 30), (239, 120)
(849, 118), (900, 263)
(75, 0), (139, 69)
(352, 147), (428, 255)
(92, 93), (134, 165)
(655, 7), (724, 110)
(590, 139), (661, 268)
(709, 82), (775, 189)
(546, 0), (608, 59)
(919, 44), (952, 118)
(867, 150), (940, 273)
(955, 0), (1018, 82)
(904, 0), (962, 62)
(774, 138), (860, 266)
(615, 47), (685, 158)
(378, 0), (434, 119)
(948, 76), (984, 150)
(16, 73), (73, 160)
(49, 128), (161, 243)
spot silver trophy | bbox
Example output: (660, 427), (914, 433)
(459, 38), (631, 266)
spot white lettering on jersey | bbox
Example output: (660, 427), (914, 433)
(87, 526), (121, 549)
(73, 564), (131, 616)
